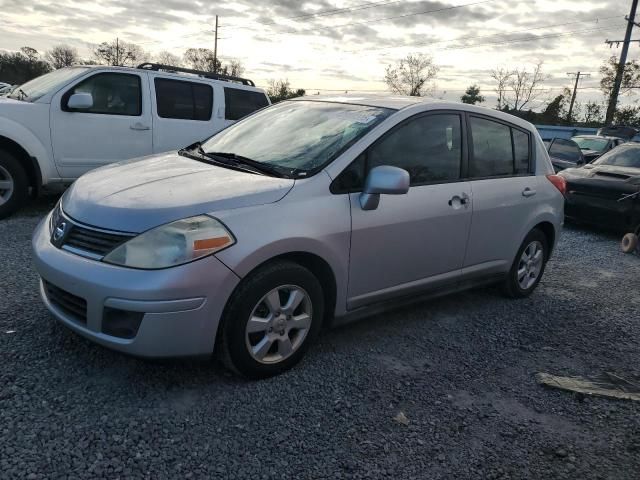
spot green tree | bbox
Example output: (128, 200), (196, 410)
(266, 79), (305, 103)
(0, 47), (51, 84)
(613, 105), (640, 126)
(583, 101), (603, 126)
(600, 56), (640, 100)
(461, 84), (484, 104)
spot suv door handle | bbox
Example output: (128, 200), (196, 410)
(522, 188), (537, 197)
(130, 122), (150, 131)
(448, 193), (470, 208)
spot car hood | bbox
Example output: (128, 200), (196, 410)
(560, 163), (640, 180)
(62, 152), (295, 232)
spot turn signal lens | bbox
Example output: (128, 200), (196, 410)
(546, 174), (567, 196)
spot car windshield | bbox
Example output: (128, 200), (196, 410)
(593, 145), (640, 168)
(7, 67), (89, 102)
(572, 137), (608, 152)
(201, 100), (394, 174)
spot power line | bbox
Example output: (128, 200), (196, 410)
(345, 14), (625, 53)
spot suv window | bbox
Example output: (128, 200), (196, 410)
(155, 78), (213, 121)
(64, 73), (141, 116)
(469, 116), (531, 177)
(224, 88), (269, 120)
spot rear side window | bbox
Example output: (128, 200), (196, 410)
(64, 73), (141, 116)
(469, 116), (531, 177)
(155, 78), (213, 121)
(224, 88), (269, 120)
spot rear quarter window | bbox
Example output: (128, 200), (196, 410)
(155, 78), (213, 121)
(224, 88), (269, 121)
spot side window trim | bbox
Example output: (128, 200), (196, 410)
(61, 72), (143, 117)
(465, 112), (535, 180)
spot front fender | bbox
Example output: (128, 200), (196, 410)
(0, 115), (59, 182)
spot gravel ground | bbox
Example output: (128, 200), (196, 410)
(2, 195), (640, 480)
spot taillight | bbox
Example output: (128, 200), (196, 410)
(546, 174), (566, 196)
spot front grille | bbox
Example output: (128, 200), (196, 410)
(43, 280), (87, 324)
(64, 225), (131, 257)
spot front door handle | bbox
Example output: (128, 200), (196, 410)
(130, 122), (151, 131)
(448, 193), (470, 208)
(522, 187), (537, 197)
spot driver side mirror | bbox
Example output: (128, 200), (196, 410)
(359, 165), (410, 211)
(67, 92), (93, 110)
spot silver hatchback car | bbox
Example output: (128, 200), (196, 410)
(33, 96), (565, 378)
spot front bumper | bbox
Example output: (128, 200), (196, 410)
(32, 214), (241, 357)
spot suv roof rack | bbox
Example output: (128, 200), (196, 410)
(137, 63), (255, 87)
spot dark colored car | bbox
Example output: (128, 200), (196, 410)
(546, 138), (585, 172)
(597, 125), (639, 142)
(571, 135), (624, 163)
(559, 143), (640, 233)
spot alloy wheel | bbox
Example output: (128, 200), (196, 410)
(0, 165), (14, 206)
(517, 240), (544, 290)
(245, 285), (313, 364)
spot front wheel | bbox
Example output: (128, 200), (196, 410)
(220, 261), (324, 379)
(0, 150), (29, 219)
(503, 229), (549, 298)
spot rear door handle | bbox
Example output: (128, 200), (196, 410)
(522, 188), (537, 197)
(130, 122), (150, 131)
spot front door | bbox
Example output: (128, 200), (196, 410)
(50, 71), (152, 178)
(346, 112), (473, 309)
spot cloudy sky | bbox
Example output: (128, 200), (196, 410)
(0, 0), (636, 109)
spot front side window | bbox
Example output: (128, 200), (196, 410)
(572, 137), (608, 152)
(224, 88), (269, 120)
(201, 100), (393, 173)
(64, 73), (141, 116)
(368, 113), (462, 185)
(155, 78), (213, 121)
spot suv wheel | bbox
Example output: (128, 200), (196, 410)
(503, 229), (548, 298)
(220, 261), (324, 379)
(0, 150), (29, 219)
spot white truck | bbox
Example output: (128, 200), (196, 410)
(0, 63), (270, 218)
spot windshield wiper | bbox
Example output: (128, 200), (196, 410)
(204, 151), (288, 178)
(178, 144), (271, 176)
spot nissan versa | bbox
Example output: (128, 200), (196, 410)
(33, 96), (565, 378)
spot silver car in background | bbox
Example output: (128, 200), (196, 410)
(32, 96), (565, 378)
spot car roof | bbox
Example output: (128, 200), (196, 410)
(291, 94), (537, 131)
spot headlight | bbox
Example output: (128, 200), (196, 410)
(103, 215), (235, 269)
(49, 201), (62, 234)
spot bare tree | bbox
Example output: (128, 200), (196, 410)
(155, 51), (181, 67)
(94, 39), (147, 67)
(384, 53), (439, 97)
(490, 67), (513, 110)
(506, 61), (547, 111)
(267, 79), (305, 103)
(225, 59), (245, 77)
(46, 45), (80, 69)
(183, 48), (217, 72)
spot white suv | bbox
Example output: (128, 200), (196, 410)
(0, 63), (270, 218)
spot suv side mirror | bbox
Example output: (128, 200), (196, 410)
(359, 165), (410, 211)
(67, 92), (93, 110)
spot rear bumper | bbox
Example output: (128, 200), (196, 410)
(565, 192), (639, 232)
(32, 214), (241, 358)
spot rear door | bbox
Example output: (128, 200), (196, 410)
(463, 115), (537, 276)
(50, 70), (152, 178)
(150, 75), (216, 153)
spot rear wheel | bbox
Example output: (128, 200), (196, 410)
(0, 150), (29, 219)
(220, 261), (324, 379)
(503, 229), (548, 298)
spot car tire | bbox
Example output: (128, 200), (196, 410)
(0, 150), (29, 220)
(621, 233), (638, 254)
(220, 260), (324, 379)
(502, 229), (549, 298)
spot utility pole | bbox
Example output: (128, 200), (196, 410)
(115, 37), (119, 66)
(213, 15), (219, 74)
(604, 0), (639, 124)
(566, 72), (590, 124)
